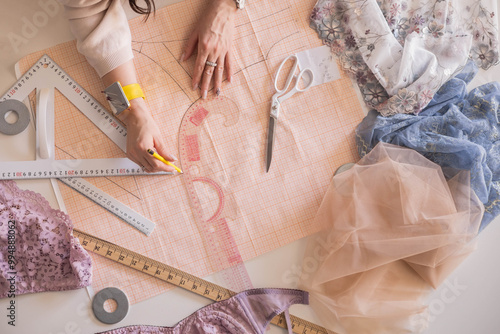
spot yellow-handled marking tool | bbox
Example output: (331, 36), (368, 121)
(147, 149), (183, 174)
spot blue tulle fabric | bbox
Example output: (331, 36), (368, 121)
(356, 61), (500, 231)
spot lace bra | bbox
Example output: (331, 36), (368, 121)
(0, 180), (92, 297)
(98, 288), (308, 334)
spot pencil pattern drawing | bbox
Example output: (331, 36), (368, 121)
(18, 0), (364, 303)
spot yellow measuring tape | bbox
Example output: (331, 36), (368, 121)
(73, 228), (329, 334)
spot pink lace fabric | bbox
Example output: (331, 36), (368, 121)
(97, 288), (308, 334)
(299, 143), (483, 333)
(0, 180), (92, 297)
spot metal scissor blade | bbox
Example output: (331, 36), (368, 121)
(266, 117), (276, 172)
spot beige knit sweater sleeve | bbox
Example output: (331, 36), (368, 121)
(59, 0), (134, 77)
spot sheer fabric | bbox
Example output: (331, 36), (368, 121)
(356, 60), (500, 231)
(299, 143), (483, 333)
(310, 0), (499, 116)
(0, 180), (92, 297)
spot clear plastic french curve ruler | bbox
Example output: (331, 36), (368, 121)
(178, 96), (253, 293)
(74, 228), (331, 334)
(0, 55), (162, 235)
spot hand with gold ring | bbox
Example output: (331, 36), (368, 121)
(180, 0), (237, 99)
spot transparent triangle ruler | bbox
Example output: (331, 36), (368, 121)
(0, 55), (167, 235)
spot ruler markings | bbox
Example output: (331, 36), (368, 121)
(74, 228), (329, 334)
(1, 55), (170, 234)
(0, 158), (171, 180)
(3, 55), (128, 151)
(179, 99), (253, 293)
(60, 177), (155, 235)
(9, 59), (322, 329)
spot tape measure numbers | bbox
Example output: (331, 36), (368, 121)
(74, 228), (329, 334)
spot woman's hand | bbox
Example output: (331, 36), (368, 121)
(181, 0), (237, 99)
(119, 98), (177, 173)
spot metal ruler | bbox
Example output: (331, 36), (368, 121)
(74, 228), (330, 334)
(0, 158), (162, 180)
(178, 97), (253, 293)
(4, 55), (127, 150)
(0, 157), (165, 179)
(62, 178), (155, 236)
(0, 55), (163, 235)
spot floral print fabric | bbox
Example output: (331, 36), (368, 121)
(356, 60), (500, 231)
(0, 180), (92, 297)
(310, 0), (499, 116)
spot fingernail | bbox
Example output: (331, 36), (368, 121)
(192, 83), (198, 91)
(169, 154), (178, 161)
(180, 52), (185, 62)
(202, 90), (207, 99)
(227, 76), (232, 84)
(216, 88), (221, 96)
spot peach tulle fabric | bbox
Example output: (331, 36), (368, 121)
(299, 143), (483, 334)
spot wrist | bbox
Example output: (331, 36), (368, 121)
(117, 98), (150, 125)
(212, 0), (239, 13)
(103, 81), (146, 117)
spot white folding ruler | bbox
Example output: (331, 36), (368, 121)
(0, 55), (169, 235)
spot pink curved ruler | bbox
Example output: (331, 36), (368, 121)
(179, 97), (253, 292)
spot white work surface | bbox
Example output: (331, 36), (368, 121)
(1, 1), (500, 333)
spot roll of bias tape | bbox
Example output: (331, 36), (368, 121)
(0, 99), (31, 135)
(92, 287), (129, 324)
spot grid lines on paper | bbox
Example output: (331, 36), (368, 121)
(18, 0), (364, 304)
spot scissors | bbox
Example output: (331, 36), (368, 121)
(265, 54), (314, 172)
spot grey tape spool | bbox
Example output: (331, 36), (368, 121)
(0, 100), (30, 135)
(92, 287), (129, 324)
(334, 162), (355, 176)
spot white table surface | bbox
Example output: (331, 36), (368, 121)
(0, 1), (499, 333)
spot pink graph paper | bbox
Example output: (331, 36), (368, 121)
(18, 0), (364, 304)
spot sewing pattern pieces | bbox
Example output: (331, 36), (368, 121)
(17, 0), (364, 304)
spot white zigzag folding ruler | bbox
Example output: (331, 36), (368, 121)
(0, 55), (171, 235)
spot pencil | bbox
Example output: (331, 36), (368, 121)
(147, 149), (183, 174)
